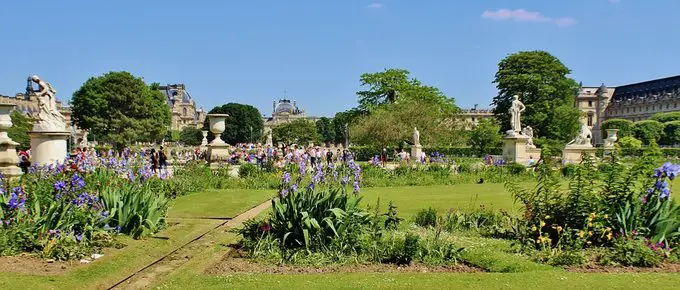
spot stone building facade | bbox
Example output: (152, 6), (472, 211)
(458, 106), (494, 130)
(576, 75), (680, 145)
(158, 84), (206, 131)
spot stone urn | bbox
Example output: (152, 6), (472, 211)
(201, 130), (209, 146)
(0, 103), (22, 177)
(604, 129), (619, 147)
(207, 114), (229, 144)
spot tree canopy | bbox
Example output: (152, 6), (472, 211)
(204, 103), (263, 144)
(649, 112), (680, 124)
(180, 127), (204, 146)
(350, 69), (462, 147)
(491, 51), (581, 144)
(272, 119), (319, 145)
(468, 118), (502, 155)
(71, 71), (171, 148)
(315, 117), (335, 145)
(8, 110), (32, 151)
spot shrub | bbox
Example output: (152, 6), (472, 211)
(662, 121), (680, 145)
(414, 207), (438, 228)
(601, 119), (633, 139)
(506, 163), (526, 175)
(617, 136), (642, 149)
(599, 237), (664, 267)
(238, 163), (258, 178)
(649, 111), (680, 123)
(632, 120), (664, 145)
(561, 164), (579, 177)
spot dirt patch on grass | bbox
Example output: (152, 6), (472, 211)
(566, 263), (680, 273)
(0, 255), (78, 275)
(206, 249), (481, 274)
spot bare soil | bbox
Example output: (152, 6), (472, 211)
(206, 249), (481, 274)
(566, 263), (680, 273)
(0, 255), (78, 275)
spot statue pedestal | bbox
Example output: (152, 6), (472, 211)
(208, 143), (231, 163)
(562, 145), (596, 165)
(411, 145), (422, 161)
(29, 131), (70, 166)
(0, 104), (22, 177)
(503, 134), (541, 165)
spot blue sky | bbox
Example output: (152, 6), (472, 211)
(0, 0), (678, 117)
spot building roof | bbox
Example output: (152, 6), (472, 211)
(611, 75), (680, 102)
(159, 84), (194, 106)
(274, 99), (299, 115)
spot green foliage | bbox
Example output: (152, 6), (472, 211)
(315, 117), (335, 145)
(8, 110), (32, 150)
(351, 68), (462, 147)
(332, 109), (365, 145)
(468, 118), (502, 155)
(617, 136), (642, 149)
(506, 163), (526, 175)
(71, 72), (171, 148)
(179, 127), (204, 146)
(272, 119), (319, 145)
(165, 130), (181, 142)
(204, 103), (263, 144)
(238, 163), (259, 178)
(601, 119), (633, 139)
(492, 50), (581, 143)
(632, 120), (664, 145)
(414, 207), (438, 227)
(349, 146), (501, 161)
(662, 121), (680, 145)
(599, 237), (663, 267)
(649, 111), (680, 123)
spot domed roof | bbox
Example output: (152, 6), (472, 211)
(275, 99), (297, 114)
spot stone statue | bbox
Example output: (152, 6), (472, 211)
(80, 130), (89, 147)
(508, 95), (526, 134)
(30, 75), (65, 131)
(266, 129), (273, 146)
(567, 123), (593, 147)
(413, 127), (420, 146)
(523, 126), (536, 148)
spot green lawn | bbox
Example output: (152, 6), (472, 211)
(168, 188), (273, 218)
(360, 184), (521, 216)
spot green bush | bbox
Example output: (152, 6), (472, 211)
(632, 120), (664, 145)
(561, 164), (579, 177)
(350, 146), (502, 161)
(506, 163), (526, 175)
(414, 207), (438, 228)
(599, 237), (663, 267)
(601, 119), (633, 139)
(238, 163), (259, 178)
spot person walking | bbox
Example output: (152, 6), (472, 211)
(380, 148), (388, 167)
(158, 146), (168, 170)
(150, 148), (158, 173)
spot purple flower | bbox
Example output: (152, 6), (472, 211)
(7, 193), (19, 210)
(353, 180), (360, 194)
(71, 174), (86, 189)
(76, 233), (83, 242)
(341, 176), (348, 185)
(660, 187), (671, 199)
(290, 183), (298, 193)
(280, 189), (288, 198)
(54, 181), (67, 192)
(307, 182), (315, 191)
(282, 172), (291, 184)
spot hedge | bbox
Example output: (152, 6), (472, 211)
(596, 147), (680, 157)
(349, 146), (502, 161)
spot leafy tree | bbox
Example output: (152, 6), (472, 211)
(203, 103), (263, 144)
(649, 112), (680, 123)
(617, 136), (642, 149)
(71, 71), (171, 148)
(179, 127), (203, 146)
(272, 119), (319, 145)
(662, 121), (680, 145)
(601, 119), (633, 139)
(351, 95), (464, 147)
(491, 51), (581, 143)
(165, 130), (181, 142)
(332, 109), (366, 145)
(632, 120), (664, 145)
(8, 110), (32, 151)
(357, 69), (419, 110)
(468, 118), (502, 155)
(315, 117), (335, 146)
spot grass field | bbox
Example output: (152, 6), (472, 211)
(167, 188), (273, 218)
(360, 183), (521, 216)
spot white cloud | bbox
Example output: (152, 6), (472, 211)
(367, 3), (383, 9)
(482, 8), (577, 27)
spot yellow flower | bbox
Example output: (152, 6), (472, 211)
(590, 213), (597, 219)
(588, 231), (593, 237)
(604, 214), (609, 219)
(531, 226), (537, 232)
(556, 226), (563, 232)
(578, 231), (585, 238)
(540, 221), (546, 227)
(607, 233), (613, 240)
(536, 237), (542, 243)
(605, 227), (611, 232)
(587, 222), (593, 227)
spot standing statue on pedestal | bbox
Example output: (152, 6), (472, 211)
(522, 126), (536, 148)
(80, 130), (89, 147)
(266, 129), (273, 146)
(508, 95), (526, 135)
(30, 75), (65, 131)
(413, 127), (420, 146)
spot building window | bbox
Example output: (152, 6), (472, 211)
(471, 117), (476, 122)
(183, 107), (187, 116)
(587, 114), (593, 126)
(675, 103), (678, 109)
(626, 108), (630, 113)
(588, 101), (593, 107)
(667, 104), (670, 109)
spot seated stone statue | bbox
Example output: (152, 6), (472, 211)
(566, 123), (592, 147)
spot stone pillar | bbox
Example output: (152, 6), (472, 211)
(206, 114), (230, 163)
(411, 145), (423, 162)
(503, 134), (529, 164)
(29, 131), (70, 166)
(0, 104), (22, 177)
